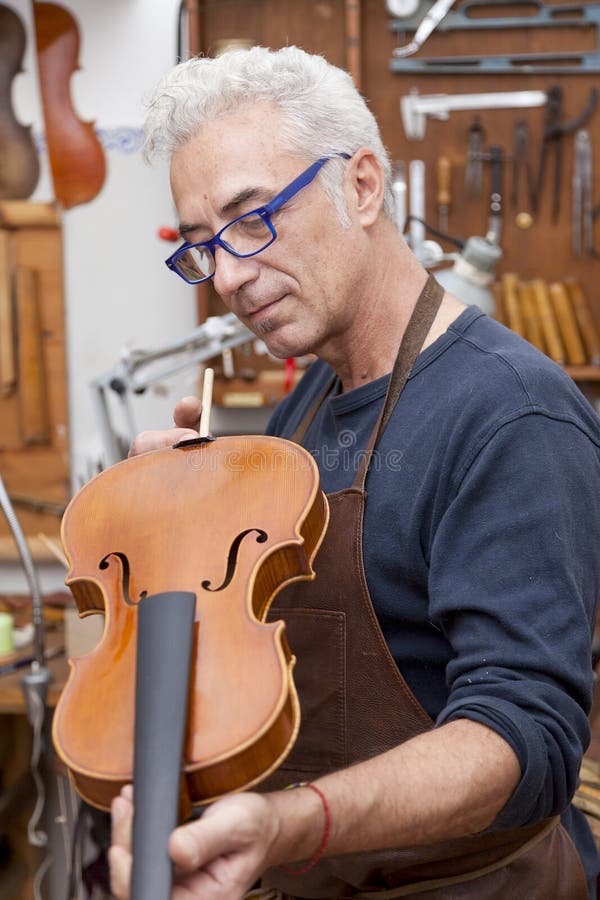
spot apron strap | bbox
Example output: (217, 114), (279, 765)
(352, 274), (444, 490)
(289, 274), (445, 483)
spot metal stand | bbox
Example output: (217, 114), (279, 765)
(0, 470), (56, 896)
(91, 313), (254, 467)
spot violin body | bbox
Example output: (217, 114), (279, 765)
(33, 2), (105, 209)
(0, 5), (40, 199)
(52, 435), (329, 812)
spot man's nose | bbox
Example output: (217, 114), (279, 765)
(212, 245), (260, 297)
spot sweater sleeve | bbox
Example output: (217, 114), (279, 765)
(431, 410), (600, 826)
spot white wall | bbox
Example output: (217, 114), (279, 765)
(3, 0), (199, 591)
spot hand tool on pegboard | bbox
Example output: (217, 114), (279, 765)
(511, 121), (535, 213)
(392, 161), (407, 233)
(409, 159), (426, 256)
(392, 0), (455, 57)
(464, 142), (506, 240)
(390, 0), (600, 74)
(485, 146), (504, 245)
(401, 88), (547, 140)
(572, 130), (594, 257)
(533, 85), (597, 222)
(435, 156), (451, 232)
(465, 118), (485, 197)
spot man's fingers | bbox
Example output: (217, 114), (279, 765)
(108, 845), (133, 900)
(169, 812), (245, 873)
(174, 395), (202, 430)
(128, 427), (199, 458)
(168, 793), (272, 874)
(169, 820), (207, 870)
(127, 396), (202, 458)
(111, 792), (133, 850)
(110, 789), (134, 899)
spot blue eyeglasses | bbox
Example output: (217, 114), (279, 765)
(165, 152), (351, 285)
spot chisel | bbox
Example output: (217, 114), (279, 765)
(564, 276), (600, 365)
(436, 156), (451, 232)
(548, 281), (586, 365)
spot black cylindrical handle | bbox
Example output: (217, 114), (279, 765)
(130, 590), (196, 900)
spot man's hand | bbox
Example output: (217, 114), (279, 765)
(128, 396), (202, 458)
(109, 786), (282, 900)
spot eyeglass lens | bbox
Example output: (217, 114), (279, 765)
(176, 244), (214, 280)
(174, 212), (274, 281)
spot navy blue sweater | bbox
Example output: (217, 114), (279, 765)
(267, 306), (600, 887)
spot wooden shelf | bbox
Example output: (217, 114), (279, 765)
(565, 366), (600, 382)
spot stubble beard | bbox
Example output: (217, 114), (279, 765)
(251, 317), (311, 361)
(253, 316), (275, 336)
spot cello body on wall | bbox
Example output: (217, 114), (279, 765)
(33, 1), (106, 209)
(0, 5), (40, 200)
(52, 434), (329, 812)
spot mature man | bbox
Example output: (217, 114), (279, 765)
(110, 46), (600, 898)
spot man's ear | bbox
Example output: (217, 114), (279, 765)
(347, 149), (385, 227)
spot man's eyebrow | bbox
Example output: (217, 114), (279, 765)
(220, 185), (270, 217)
(178, 221), (201, 237)
(177, 185), (273, 238)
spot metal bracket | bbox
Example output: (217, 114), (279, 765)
(91, 313), (254, 467)
(390, 0), (600, 74)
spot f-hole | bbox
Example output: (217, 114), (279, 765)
(202, 528), (268, 592)
(99, 552), (148, 607)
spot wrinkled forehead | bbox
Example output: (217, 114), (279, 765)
(171, 104), (310, 234)
(169, 103), (306, 215)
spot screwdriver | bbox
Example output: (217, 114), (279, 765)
(436, 156), (451, 232)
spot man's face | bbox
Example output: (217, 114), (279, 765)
(170, 102), (364, 360)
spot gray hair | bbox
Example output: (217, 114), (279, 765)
(143, 45), (394, 226)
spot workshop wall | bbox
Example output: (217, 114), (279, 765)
(1, 0), (196, 592)
(2, 0), (599, 592)
(197, 0), (599, 294)
(191, 0), (600, 417)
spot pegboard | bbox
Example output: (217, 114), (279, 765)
(191, 0), (600, 389)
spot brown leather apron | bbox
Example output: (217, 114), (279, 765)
(262, 275), (588, 899)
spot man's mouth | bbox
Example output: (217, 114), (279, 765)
(245, 295), (285, 322)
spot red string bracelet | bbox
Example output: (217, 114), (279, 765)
(279, 782), (331, 875)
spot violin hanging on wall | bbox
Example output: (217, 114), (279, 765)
(0, 5), (40, 199)
(33, 1), (106, 209)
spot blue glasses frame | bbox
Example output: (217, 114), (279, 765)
(165, 151), (351, 284)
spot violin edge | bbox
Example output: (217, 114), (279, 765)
(52, 657), (301, 813)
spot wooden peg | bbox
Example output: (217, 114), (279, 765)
(199, 367), (214, 438)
